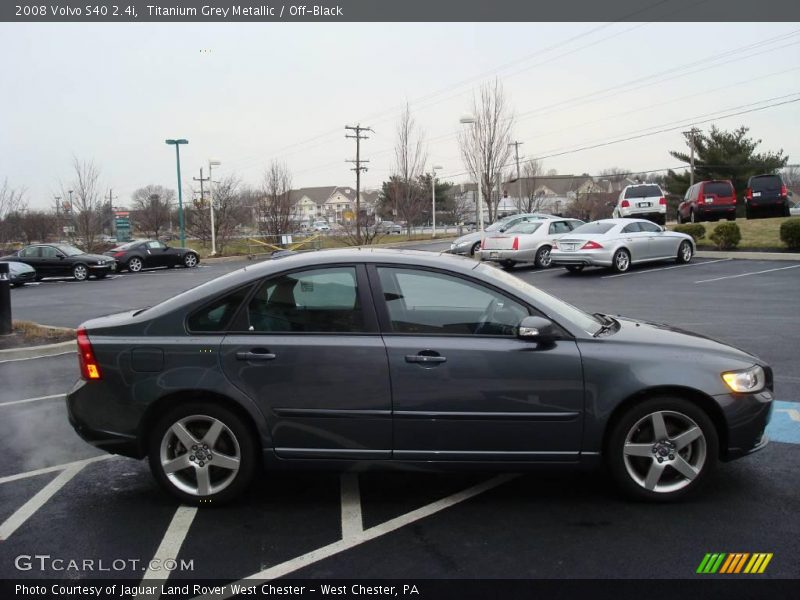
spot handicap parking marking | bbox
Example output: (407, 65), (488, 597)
(767, 401), (800, 445)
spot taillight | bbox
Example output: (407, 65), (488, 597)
(76, 327), (102, 380)
(112, 251), (126, 258)
(659, 197), (667, 205)
(621, 200), (630, 208)
(512, 237), (519, 250)
(745, 188), (753, 200)
(781, 185), (788, 196)
(581, 241), (604, 250)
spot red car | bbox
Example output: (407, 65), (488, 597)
(677, 180), (737, 223)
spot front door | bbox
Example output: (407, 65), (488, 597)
(619, 222), (653, 261)
(372, 266), (584, 462)
(219, 264), (392, 459)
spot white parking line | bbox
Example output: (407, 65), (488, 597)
(0, 455), (112, 485)
(602, 258), (732, 279)
(340, 473), (363, 540)
(0, 393), (65, 408)
(695, 264), (800, 284)
(0, 350), (76, 364)
(0, 456), (112, 540)
(194, 474), (517, 599)
(141, 506), (198, 582)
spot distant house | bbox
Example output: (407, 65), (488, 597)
(289, 186), (379, 224)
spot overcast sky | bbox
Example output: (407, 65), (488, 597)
(2, 22), (798, 209)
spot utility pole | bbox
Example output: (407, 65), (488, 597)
(345, 124), (373, 243)
(683, 127), (701, 187)
(107, 189), (118, 237)
(510, 141), (524, 213)
(208, 160), (221, 256)
(193, 167), (210, 251)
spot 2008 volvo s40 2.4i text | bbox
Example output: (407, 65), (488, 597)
(67, 249), (773, 505)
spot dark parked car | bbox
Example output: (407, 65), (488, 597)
(1, 243), (115, 281)
(67, 249), (773, 505)
(1, 260), (37, 286)
(105, 239), (200, 272)
(745, 174), (790, 219)
(677, 180), (737, 223)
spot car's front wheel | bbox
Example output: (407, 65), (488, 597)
(611, 248), (630, 273)
(149, 403), (256, 505)
(606, 397), (718, 501)
(534, 245), (552, 268)
(183, 252), (199, 268)
(676, 240), (693, 264)
(72, 264), (88, 281)
(469, 242), (480, 257)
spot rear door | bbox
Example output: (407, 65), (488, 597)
(219, 264), (392, 459)
(372, 265), (584, 461)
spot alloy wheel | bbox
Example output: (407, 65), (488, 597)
(614, 250), (630, 272)
(73, 264), (88, 281)
(184, 253), (198, 268)
(159, 414), (241, 497)
(536, 246), (552, 268)
(680, 241), (693, 263)
(622, 410), (707, 494)
(128, 257), (142, 272)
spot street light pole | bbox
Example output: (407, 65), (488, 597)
(209, 160), (221, 256)
(459, 115), (484, 246)
(431, 164), (443, 238)
(165, 139), (189, 247)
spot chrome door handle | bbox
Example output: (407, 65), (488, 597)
(405, 354), (446, 364)
(236, 351), (276, 361)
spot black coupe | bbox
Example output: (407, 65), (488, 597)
(106, 240), (200, 272)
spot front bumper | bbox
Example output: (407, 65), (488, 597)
(550, 250), (613, 267)
(88, 263), (116, 273)
(449, 242), (475, 255)
(716, 388), (774, 461)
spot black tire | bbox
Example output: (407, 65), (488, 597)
(565, 265), (585, 274)
(727, 216), (736, 221)
(148, 402), (257, 506)
(534, 245), (552, 269)
(784, 204), (791, 218)
(611, 248), (631, 273)
(126, 256), (143, 273)
(12, 282), (24, 288)
(72, 263), (88, 282)
(183, 252), (199, 268)
(606, 396), (718, 502)
(469, 242), (481, 257)
(34, 275), (43, 282)
(676, 211), (683, 224)
(745, 206), (752, 220)
(689, 209), (697, 224)
(500, 259), (516, 270)
(676, 240), (693, 264)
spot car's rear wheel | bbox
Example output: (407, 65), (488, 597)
(784, 204), (791, 218)
(745, 206), (753, 219)
(127, 257), (143, 273)
(676, 240), (693, 264)
(500, 259), (516, 270)
(72, 264), (88, 281)
(606, 397), (718, 501)
(183, 252), (199, 268)
(534, 245), (552, 268)
(676, 211), (683, 224)
(565, 265), (585, 274)
(469, 242), (480, 257)
(149, 403), (256, 505)
(611, 248), (630, 273)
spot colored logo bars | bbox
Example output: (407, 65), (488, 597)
(697, 553), (773, 574)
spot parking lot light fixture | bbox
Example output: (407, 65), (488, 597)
(165, 139), (189, 247)
(459, 114), (484, 243)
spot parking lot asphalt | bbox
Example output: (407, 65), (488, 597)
(1, 248), (798, 585)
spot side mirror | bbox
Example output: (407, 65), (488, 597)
(517, 316), (557, 342)
(57, 254), (66, 259)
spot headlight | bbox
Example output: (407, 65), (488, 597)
(722, 365), (765, 393)
(456, 240), (470, 247)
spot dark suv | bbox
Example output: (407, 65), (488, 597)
(677, 180), (737, 223)
(745, 174), (790, 219)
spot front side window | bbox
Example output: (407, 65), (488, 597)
(54, 245), (83, 256)
(377, 267), (528, 336)
(40, 246), (59, 258)
(248, 267), (364, 333)
(147, 241), (165, 249)
(621, 223), (641, 234)
(638, 221), (662, 233)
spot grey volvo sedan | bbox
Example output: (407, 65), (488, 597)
(67, 249), (773, 505)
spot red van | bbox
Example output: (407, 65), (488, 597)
(677, 180), (737, 223)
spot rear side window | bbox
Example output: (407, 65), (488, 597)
(247, 267), (364, 333)
(750, 175), (782, 191)
(19, 247), (40, 258)
(549, 221), (572, 234)
(702, 182), (734, 197)
(187, 286), (252, 332)
(624, 185), (662, 199)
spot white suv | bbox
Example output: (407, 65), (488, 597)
(612, 184), (667, 225)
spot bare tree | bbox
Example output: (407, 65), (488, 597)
(18, 211), (57, 243)
(206, 174), (247, 254)
(67, 158), (103, 252)
(258, 161), (296, 239)
(393, 104), (427, 237)
(520, 159), (546, 213)
(782, 165), (800, 192)
(458, 79), (514, 223)
(131, 184), (174, 239)
(0, 179), (28, 243)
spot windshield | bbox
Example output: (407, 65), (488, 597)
(475, 263), (601, 334)
(570, 222), (616, 235)
(506, 222), (542, 234)
(54, 245), (84, 256)
(624, 185), (662, 199)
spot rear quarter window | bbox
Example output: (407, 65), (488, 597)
(187, 285), (253, 332)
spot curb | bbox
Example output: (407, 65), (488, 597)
(198, 255), (252, 264)
(696, 250), (800, 261)
(0, 339), (77, 362)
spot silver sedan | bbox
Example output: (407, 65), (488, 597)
(449, 213), (559, 256)
(549, 218), (695, 274)
(479, 218), (584, 269)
